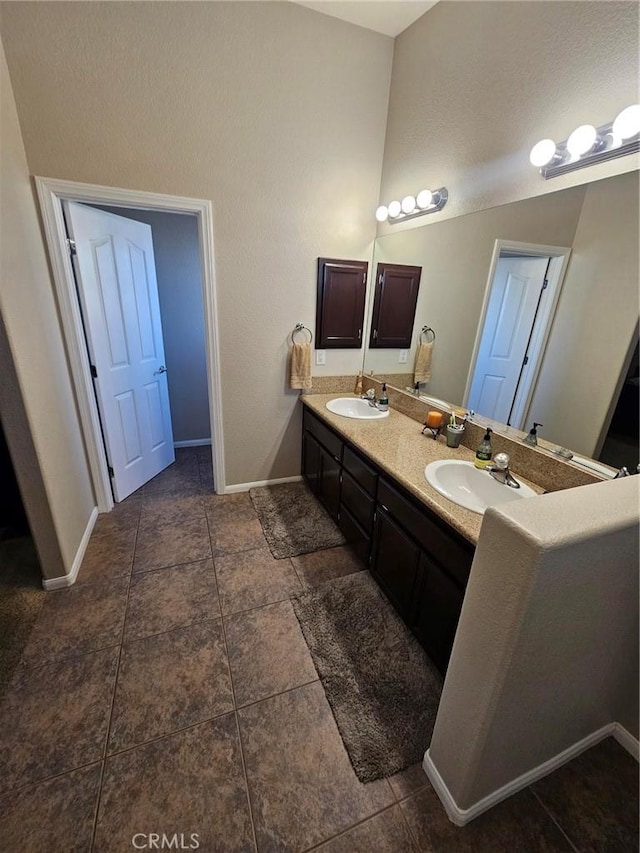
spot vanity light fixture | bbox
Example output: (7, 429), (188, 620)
(530, 104), (640, 179)
(375, 187), (448, 224)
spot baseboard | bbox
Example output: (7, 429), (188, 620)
(613, 723), (640, 760)
(424, 723), (620, 827)
(224, 475), (303, 494)
(42, 506), (98, 590)
(173, 439), (212, 448)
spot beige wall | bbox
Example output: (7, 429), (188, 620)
(369, 186), (587, 399)
(527, 172), (640, 457)
(429, 475), (639, 814)
(379, 1), (640, 235)
(95, 206), (210, 445)
(0, 40), (94, 578)
(0, 1), (393, 486)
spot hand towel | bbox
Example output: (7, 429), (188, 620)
(290, 341), (312, 390)
(414, 341), (433, 384)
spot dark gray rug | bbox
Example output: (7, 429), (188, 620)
(249, 482), (346, 559)
(292, 572), (442, 783)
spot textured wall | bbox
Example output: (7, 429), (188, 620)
(0, 1), (393, 486)
(0, 40), (95, 577)
(94, 206), (211, 444)
(527, 171), (640, 457)
(429, 475), (639, 812)
(379, 1), (640, 235)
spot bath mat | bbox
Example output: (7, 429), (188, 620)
(292, 571), (442, 783)
(249, 482), (345, 559)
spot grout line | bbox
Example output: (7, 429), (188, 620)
(300, 802), (402, 853)
(234, 678), (321, 712)
(0, 756), (104, 798)
(530, 789), (581, 853)
(397, 796), (424, 851)
(205, 509), (260, 853)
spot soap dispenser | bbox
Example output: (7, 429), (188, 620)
(378, 383), (389, 412)
(523, 422), (543, 446)
(474, 427), (493, 469)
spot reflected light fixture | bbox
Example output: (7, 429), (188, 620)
(376, 187), (448, 223)
(530, 105), (640, 178)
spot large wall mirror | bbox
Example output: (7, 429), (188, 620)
(362, 170), (639, 465)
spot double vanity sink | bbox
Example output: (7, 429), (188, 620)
(324, 396), (538, 516)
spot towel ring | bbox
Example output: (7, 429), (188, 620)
(420, 325), (436, 343)
(292, 323), (313, 344)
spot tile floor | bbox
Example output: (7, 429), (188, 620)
(0, 447), (637, 852)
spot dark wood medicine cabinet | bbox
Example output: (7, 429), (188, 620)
(369, 263), (422, 349)
(316, 257), (368, 349)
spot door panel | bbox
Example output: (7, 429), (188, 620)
(369, 263), (422, 349)
(316, 258), (368, 349)
(65, 201), (175, 501)
(468, 256), (548, 424)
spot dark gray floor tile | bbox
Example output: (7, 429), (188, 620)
(400, 786), (572, 852)
(388, 762), (431, 801)
(139, 493), (205, 527)
(133, 516), (211, 573)
(0, 647), (118, 792)
(204, 492), (257, 524)
(95, 715), (254, 852)
(77, 526), (136, 585)
(238, 681), (394, 852)
(19, 576), (128, 667)
(0, 763), (102, 853)
(313, 804), (419, 852)
(125, 558), (220, 641)
(210, 517), (266, 556)
(532, 737), (639, 853)
(291, 546), (364, 588)
(215, 547), (301, 615)
(225, 600), (317, 706)
(108, 620), (233, 753)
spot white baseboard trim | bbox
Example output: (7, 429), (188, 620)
(423, 722), (635, 827)
(224, 475), (303, 494)
(174, 439), (212, 448)
(42, 506), (98, 591)
(613, 723), (640, 760)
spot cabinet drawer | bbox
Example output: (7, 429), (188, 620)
(378, 478), (473, 588)
(303, 409), (343, 462)
(338, 505), (370, 567)
(343, 445), (377, 496)
(341, 470), (375, 534)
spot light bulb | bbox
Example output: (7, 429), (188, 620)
(529, 138), (557, 168)
(612, 105), (640, 141)
(416, 190), (433, 209)
(375, 205), (388, 222)
(401, 195), (416, 214)
(567, 124), (597, 157)
(387, 200), (402, 218)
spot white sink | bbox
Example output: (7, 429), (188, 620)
(424, 459), (537, 515)
(325, 397), (390, 420)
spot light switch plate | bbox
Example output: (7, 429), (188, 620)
(315, 350), (326, 366)
(399, 350), (408, 363)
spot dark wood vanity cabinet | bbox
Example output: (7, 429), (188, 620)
(301, 406), (475, 674)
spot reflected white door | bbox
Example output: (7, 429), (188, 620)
(64, 202), (175, 501)
(468, 256), (549, 424)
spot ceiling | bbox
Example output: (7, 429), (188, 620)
(292, 1), (438, 38)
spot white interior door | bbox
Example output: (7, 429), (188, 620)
(467, 256), (549, 424)
(64, 201), (175, 501)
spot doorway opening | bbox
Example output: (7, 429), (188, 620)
(35, 178), (225, 512)
(463, 240), (571, 429)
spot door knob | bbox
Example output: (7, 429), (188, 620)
(154, 365), (167, 375)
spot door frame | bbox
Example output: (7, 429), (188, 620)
(462, 239), (572, 429)
(35, 176), (226, 511)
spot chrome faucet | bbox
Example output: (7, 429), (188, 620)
(362, 388), (377, 407)
(485, 452), (521, 489)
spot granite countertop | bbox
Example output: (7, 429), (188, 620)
(301, 394), (544, 545)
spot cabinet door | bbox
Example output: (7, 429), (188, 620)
(368, 263), (422, 349)
(317, 445), (341, 522)
(302, 430), (321, 495)
(316, 258), (368, 349)
(338, 504), (370, 567)
(413, 554), (465, 675)
(371, 507), (420, 619)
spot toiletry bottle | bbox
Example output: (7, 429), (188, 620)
(522, 422), (542, 446)
(378, 383), (389, 412)
(474, 427), (493, 469)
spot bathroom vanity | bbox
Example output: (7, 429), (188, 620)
(302, 398), (479, 673)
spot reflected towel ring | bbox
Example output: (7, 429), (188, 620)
(292, 323), (313, 345)
(420, 325), (436, 343)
